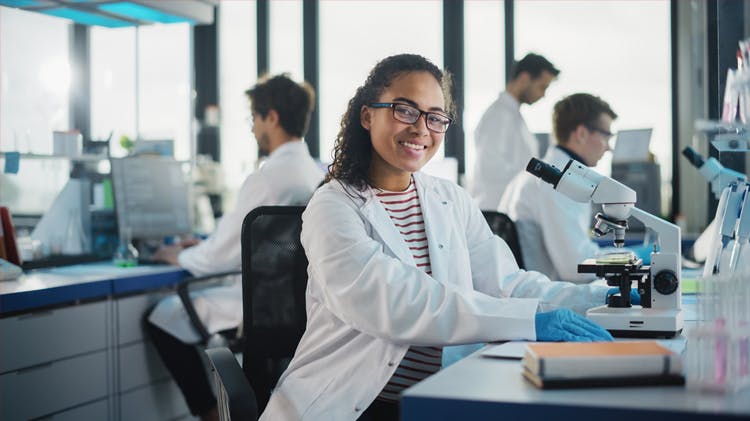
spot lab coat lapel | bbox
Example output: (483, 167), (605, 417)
(360, 193), (416, 266)
(414, 173), (451, 284)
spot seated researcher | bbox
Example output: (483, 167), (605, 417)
(146, 74), (324, 421)
(260, 54), (615, 421)
(500, 93), (646, 284)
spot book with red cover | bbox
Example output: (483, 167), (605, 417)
(0, 207), (21, 265)
(0, 218), (7, 260)
(522, 341), (684, 389)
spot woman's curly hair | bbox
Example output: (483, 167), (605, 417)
(326, 54), (454, 192)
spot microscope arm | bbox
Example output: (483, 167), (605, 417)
(629, 207), (681, 258)
(737, 183), (750, 242)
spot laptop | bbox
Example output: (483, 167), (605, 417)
(612, 129), (653, 163)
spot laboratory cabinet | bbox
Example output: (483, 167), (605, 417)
(120, 379), (192, 421)
(114, 292), (194, 420)
(42, 400), (110, 421)
(0, 301), (111, 420)
(1, 273), (198, 420)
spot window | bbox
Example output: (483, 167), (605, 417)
(137, 23), (192, 161)
(0, 7), (71, 154)
(269, 0), (303, 81)
(218, 0), (257, 199)
(464, 0), (505, 186)
(90, 26), (136, 157)
(318, 0), (443, 164)
(91, 23), (191, 160)
(515, 0), (671, 212)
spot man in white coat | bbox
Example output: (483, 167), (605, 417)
(146, 74), (324, 421)
(499, 93), (622, 283)
(470, 53), (559, 210)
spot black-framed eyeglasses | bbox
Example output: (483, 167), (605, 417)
(369, 102), (453, 133)
(584, 124), (614, 139)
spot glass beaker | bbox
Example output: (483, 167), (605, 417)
(113, 228), (138, 267)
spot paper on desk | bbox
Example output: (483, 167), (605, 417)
(481, 341), (534, 360)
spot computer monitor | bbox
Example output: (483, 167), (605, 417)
(111, 156), (192, 240)
(612, 129), (652, 163)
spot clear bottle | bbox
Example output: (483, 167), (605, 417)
(113, 228), (138, 267)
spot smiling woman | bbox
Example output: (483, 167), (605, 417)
(361, 71), (451, 191)
(326, 54), (453, 193)
(260, 54), (615, 421)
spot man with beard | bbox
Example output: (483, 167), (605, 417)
(470, 53), (559, 210)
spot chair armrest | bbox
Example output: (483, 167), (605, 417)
(177, 270), (241, 344)
(205, 347), (258, 421)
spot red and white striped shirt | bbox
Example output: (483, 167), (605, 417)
(374, 178), (442, 403)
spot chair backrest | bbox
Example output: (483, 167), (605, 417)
(481, 210), (525, 269)
(240, 205), (308, 413)
(205, 347), (258, 421)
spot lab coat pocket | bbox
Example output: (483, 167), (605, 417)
(297, 373), (337, 419)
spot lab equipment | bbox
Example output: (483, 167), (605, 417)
(682, 146), (746, 200)
(110, 156), (192, 241)
(112, 227), (138, 267)
(688, 267), (750, 393)
(682, 146), (749, 276)
(611, 129), (653, 163)
(609, 128), (659, 233)
(526, 158), (683, 338)
(611, 161), (661, 232)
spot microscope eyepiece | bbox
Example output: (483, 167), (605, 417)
(681, 147), (705, 169)
(526, 158), (563, 187)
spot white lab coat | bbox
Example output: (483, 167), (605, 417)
(261, 172), (609, 421)
(149, 141), (324, 343)
(470, 91), (540, 211)
(499, 147), (617, 283)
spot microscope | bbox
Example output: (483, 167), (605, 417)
(682, 147), (749, 275)
(682, 146), (746, 199)
(526, 158), (683, 338)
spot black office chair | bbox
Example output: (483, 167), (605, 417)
(481, 210), (525, 269)
(205, 347), (258, 421)
(240, 205), (309, 414)
(176, 270), (243, 348)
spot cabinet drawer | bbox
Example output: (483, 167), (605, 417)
(116, 292), (169, 345)
(39, 399), (109, 421)
(0, 300), (108, 373)
(119, 340), (170, 391)
(120, 379), (191, 421)
(0, 351), (108, 421)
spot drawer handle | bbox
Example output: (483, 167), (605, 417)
(18, 311), (54, 320)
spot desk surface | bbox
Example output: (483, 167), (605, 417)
(402, 343), (750, 421)
(0, 263), (189, 314)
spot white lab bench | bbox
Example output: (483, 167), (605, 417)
(401, 297), (750, 420)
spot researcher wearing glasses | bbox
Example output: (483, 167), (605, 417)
(261, 56), (615, 421)
(499, 93), (628, 283)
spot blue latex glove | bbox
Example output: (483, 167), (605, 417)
(628, 244), (653, 265)
(535, 308), (613, 342)
(606, 287), (641, 305)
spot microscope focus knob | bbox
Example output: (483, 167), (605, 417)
(653, 270), (679, 295)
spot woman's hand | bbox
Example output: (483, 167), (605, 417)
(535, 308), (613, 342)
